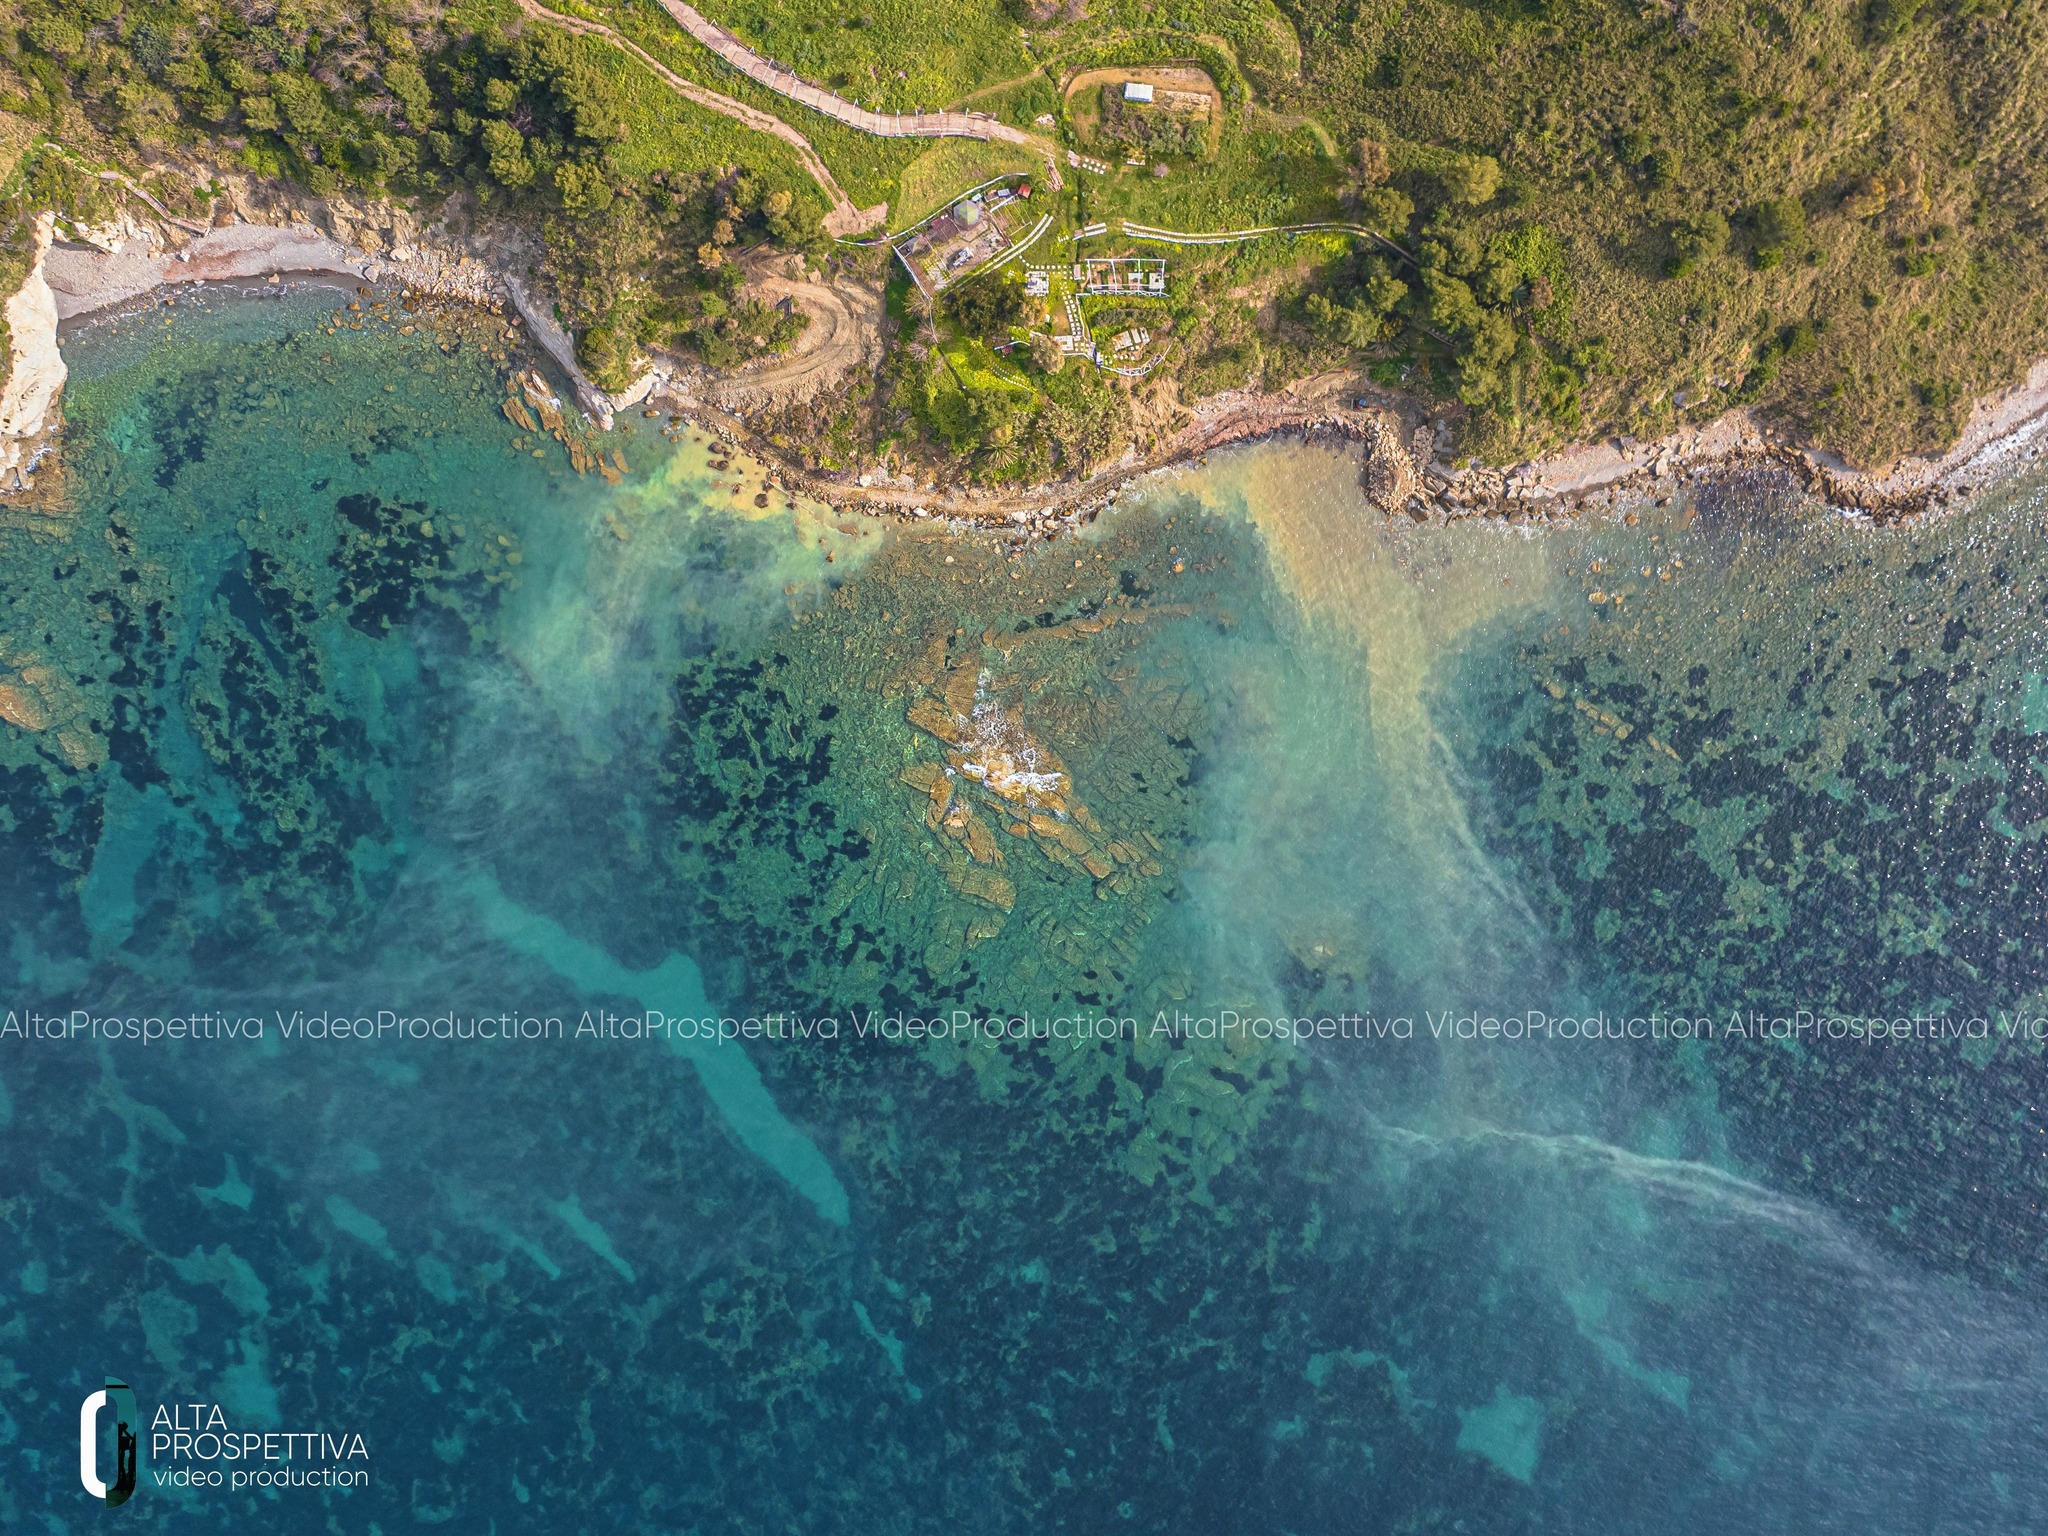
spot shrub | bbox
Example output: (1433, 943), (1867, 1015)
(24, 14), (84, 57)
(1866, 0), (1928, 41)
(1420, 221), (1484, 277)
(480, 119), (534, 188)
(1096, 86), (1206, 156)
(1667, 210), (1729, 275)
(1354, 138), (1390, 187)
(1439, 153), (1502, 207)
(947, 273), (1028, 340)
(1357, 187), (1414, 233)
(1303, 291), (1385, 347)
(554, 161), (615, 216)
(1755, 195), (1806, 251)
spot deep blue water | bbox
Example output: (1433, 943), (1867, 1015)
(5, 292), (2048, 1532)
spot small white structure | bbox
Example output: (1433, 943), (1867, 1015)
(1024, 271), (1050, 297)
(1123, 82), (1154, 103)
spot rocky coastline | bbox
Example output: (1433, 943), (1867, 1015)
(774, 360), (2048, 540)
(9, 171), (2048, 529)
(25, 178), (637, 433)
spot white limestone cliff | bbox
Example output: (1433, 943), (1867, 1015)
(0, 213), (66, 493)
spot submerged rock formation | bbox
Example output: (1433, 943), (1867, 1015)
(0, 636), (100, 768)
(0, 214), (66, 494)
(902, 656), (1167, 916)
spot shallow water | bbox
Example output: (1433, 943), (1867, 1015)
(5, 292), (2048, 1531)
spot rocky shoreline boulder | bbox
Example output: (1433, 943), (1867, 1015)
(1359, 412), (1420, 511)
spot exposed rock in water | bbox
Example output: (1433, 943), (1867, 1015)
(520, 372), (566, 434)
(0, 215), (66, 494)
(0, 679), (48, 730)
(907, 696), (967, 745)
(1359, 412), (1419, 512)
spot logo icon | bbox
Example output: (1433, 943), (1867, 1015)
(79, 1379), (138, 1506)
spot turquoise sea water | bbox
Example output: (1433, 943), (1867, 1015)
(5, 290), (2048, 1530)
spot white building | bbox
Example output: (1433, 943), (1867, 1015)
(1123, 82), (1154, 103)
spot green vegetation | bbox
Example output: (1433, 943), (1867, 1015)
(897, 338), (1135, 481)
(688, 0), (2048, 466)
(3, 0), (2047, 476)
(691, 0), (1034, 113)
(950, 72), (1058, 128)
(1040, 0), (1299, 96)
(875, 261), (1140, 482)
(895, 138), (1041, 224)
(0, 1), (826, 389)
(878, 228), (1362, 481)
(1084, 121), (1337, 230)
(577, 0), (927, 209)
(1278, 0), (2048, 461)
(539, 169), (811, 386)
(1095, 85), (1205, 156)
(575, 33), (820, 190)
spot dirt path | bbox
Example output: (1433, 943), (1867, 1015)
(655, 0), (1066, 192)
(662, 0), (1038, 145)
(702, 264), (882, 412)
(516, 0), (886, 235)
(945, 71), (1049, 111)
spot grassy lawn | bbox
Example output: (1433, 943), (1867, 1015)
(583, 0), (924, 205)
(895, 141), (1044, 226)
(685, 0), (1036, 113)
(583, 36), (834, 215)
(1082, 121), (1341, 230)
(949, 74), (1061, 129)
